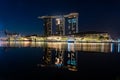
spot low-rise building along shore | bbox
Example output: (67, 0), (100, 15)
(0, 31), (113, 42)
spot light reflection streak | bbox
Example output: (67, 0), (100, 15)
(75, 43), (111, 53)
(118, 43), (120, 53)
(111, 43), (114, 53)
(101, 43), (105, 52)
(0, 41), (118, 53)
(68, 43), (75, 52)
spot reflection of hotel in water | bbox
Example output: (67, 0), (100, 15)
(1, 41), (120, 71)
(66, 43), (77, 71)
(40, 42), (78, 71)
(39, 42), (120, 71)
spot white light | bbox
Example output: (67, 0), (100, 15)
(56, 19), (60, 24)
(111, 43), (114, 52)
(118, 43), (120, 53)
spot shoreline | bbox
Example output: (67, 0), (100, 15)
(0, 40), (118, 43)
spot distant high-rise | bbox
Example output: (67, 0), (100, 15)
(39, 16), (52, 36)
(64, 13), (79, 35)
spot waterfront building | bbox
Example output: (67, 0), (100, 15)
(39, 16), (52, 37)
(55, 16), (65, 36)
(39, 13), (78, 36)
(64, 13), (79, 35)
(74, 31), (111, 41)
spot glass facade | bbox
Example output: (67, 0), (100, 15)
(40, 16), (52, 37)
(66, 13), (79, 35)
(40, 13), (79, 36)
(44, 18), (52, 36)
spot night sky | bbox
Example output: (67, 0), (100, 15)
(0, 0), (120, 39)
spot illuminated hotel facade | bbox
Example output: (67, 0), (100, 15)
(39, 42), (78, 71)
(39, 16), (53, 36)
(39, 13), (79, 36)
(64, 13), (79, 35)
(55, 16), (65, 36)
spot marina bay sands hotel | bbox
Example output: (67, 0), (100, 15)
(38, 13), (79, 36)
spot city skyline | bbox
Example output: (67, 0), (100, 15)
(0, 0), (120, 38)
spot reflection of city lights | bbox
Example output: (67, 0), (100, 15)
(47, 42), (66, 50)
(23, 41), (30, 47)
(0, 41), (2, 46)
(101, 43), (105, 52)
(55, 57), (63, 67)
(118, 43), (120, 53)
(111, 43), (114, 53)
(75, 43), (111, 53)
(68, 43), (75, 52)
(68, 66), (77, 71)
(0, 42), (114, 53)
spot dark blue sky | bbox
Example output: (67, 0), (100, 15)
(0, 0), (120, 38)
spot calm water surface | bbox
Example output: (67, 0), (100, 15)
(0, 41), (120, 79)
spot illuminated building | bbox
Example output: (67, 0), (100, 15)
(55, 17), (65, 36)
(39, 13), (79, 36)
(64, 13), (79, 35)
(39, 16), (52, 37)
(74, 31), (111, 41)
